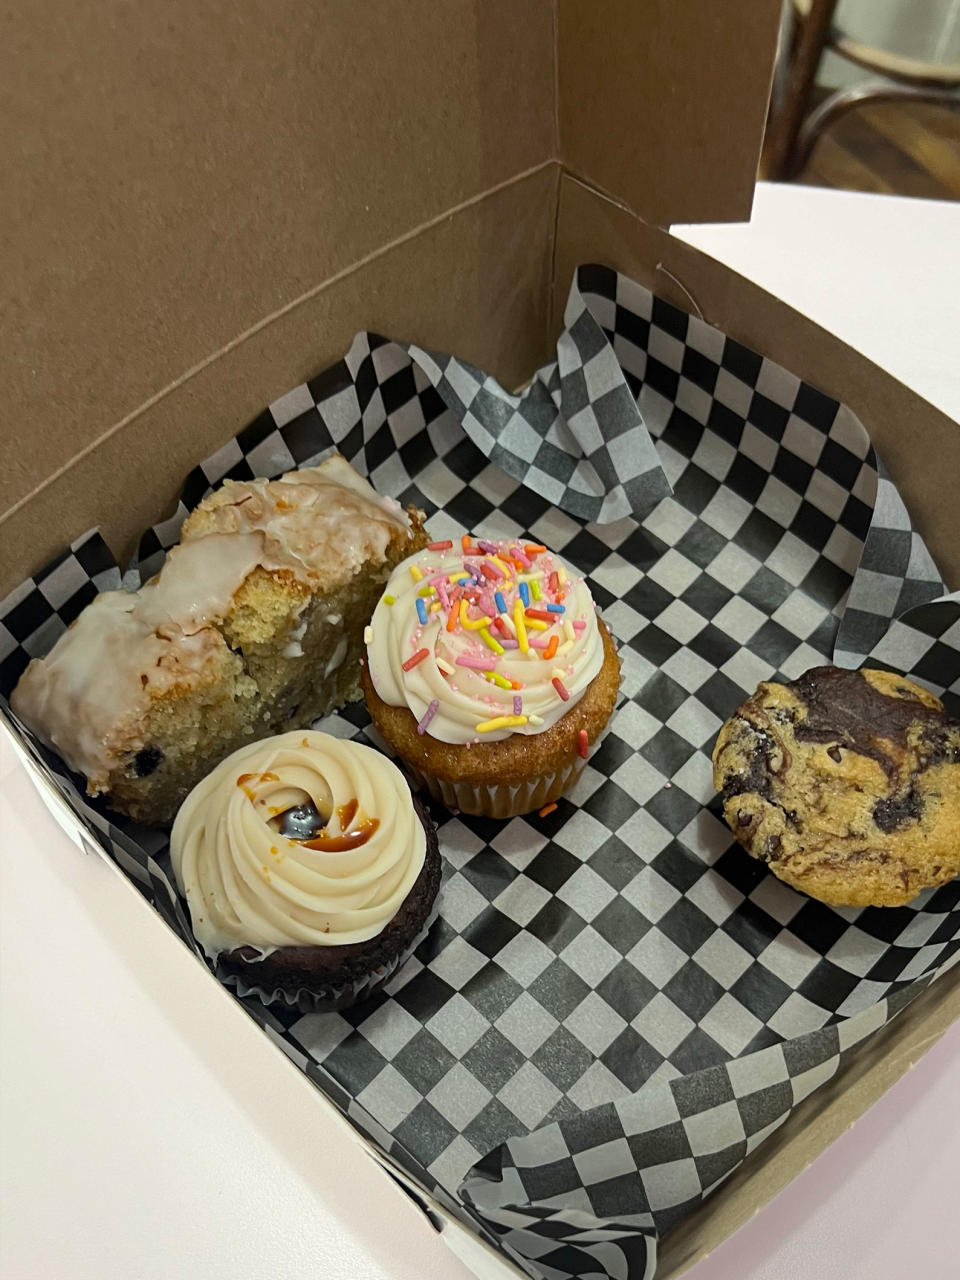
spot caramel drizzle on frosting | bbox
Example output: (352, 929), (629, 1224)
(170, 732), (425, 958)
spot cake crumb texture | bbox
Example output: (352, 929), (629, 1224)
(11, 455), (428, 825)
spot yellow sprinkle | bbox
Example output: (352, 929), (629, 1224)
(475, 714), (528, 733)
(526, 649), (540, 662)
(557, 563), (568, 586)
(528, 713), (544, 726)
(429, 600), (442, 612)
(531, 579), (542, 601)
(491, 555), (513, 575)
(479, 627), (504, 655)
(410, 564), (424, 582)
(514, 599), (529, 652)
(363, 625), (373, 644)
(449, 572), (472, 584)
(460, 600), (492, 630)
(563, 618), (575, 643)
(483, 669), (513, 689)
(525, 617), (548, 631)
(518, 571), (544, 581)
(418, 585), (436, 597)
(499, 611), (517, 636)
(552, 668), (567, 682)
(556, 640), (574, 656)
(383, 594), (396, 605)
(437, 657), (455, 675)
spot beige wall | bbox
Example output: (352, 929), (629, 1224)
(820, 0), (960, 86)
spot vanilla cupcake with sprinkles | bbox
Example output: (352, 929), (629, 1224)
(360, 535), (621, 818)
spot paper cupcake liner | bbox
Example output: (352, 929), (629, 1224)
(403, 712), (616, 818)
(406, 758), (586, 819)
(216, 901), (441, 1014)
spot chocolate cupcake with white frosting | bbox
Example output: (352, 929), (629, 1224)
(170, 730), (440, 1010)
(360, 536), (620, 818)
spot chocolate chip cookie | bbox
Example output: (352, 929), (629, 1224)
(712, 666), (960, 907)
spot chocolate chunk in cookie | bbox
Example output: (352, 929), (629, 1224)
(712, 666), (960, 908)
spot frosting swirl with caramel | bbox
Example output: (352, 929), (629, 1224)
(170, 732), (425, 958)
(366, 538), (604, 744)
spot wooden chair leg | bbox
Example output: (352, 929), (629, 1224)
(762, 0), (838, 180)
(792, 83), (960, 177)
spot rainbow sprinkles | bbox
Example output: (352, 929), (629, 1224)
(365, 535), (606, 746)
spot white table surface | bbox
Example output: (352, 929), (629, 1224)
(2, 181), (959, 1280)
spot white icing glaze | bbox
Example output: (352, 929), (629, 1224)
(9, 538), (261, 789)
(367, 540), (604, 744)
(11, 454), (416, 790)
(170, 732), (426, 958)
(180, 454), (411, 588)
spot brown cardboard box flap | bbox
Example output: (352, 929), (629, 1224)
(551, 174), (960, 583)
(558, 0), (781, 228)
(1, 1), (782, 586)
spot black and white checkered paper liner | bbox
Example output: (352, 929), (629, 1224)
(2, 266), (958, 1280)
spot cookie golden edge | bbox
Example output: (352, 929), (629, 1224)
(712, 666), (960, 908)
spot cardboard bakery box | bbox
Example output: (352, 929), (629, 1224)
(2, 3), (959, 1278)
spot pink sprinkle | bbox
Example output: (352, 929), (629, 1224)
(528, 635), (549, 649)
(456, 655), (490, 669)
(513, 695), (522, 716)
(499, 638), (519, 649)
(417, 700), (439, 735)
(511, 545), (531, 568)
(572, 620), (586, 633)
(436, 580), (450, 609)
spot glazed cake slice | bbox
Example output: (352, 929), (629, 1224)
(11, 454), (428, 825)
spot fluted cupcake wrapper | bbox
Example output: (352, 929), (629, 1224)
(407, 760), (585, 820)
(216, 901), (441, 1015)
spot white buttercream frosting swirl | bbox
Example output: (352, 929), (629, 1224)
(170, 732), (426, 959)
(366, 539), (604, 744)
